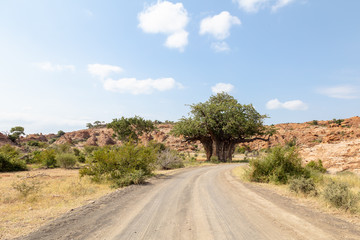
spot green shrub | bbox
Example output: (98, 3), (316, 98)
(236, 146), (247, 154)
(27, 140), (40, 147)
(34, 149), (57, 168)
(310, 120), (318, 125)
(332, 119), (344, 125)
(12, 179), (41, 198)
(210, 156), (219, 163)
(285, 138), (297, 148)
(0, 153), (27, 172)
(0, 145), (27, 172)
(248, 146), (308, 184)
(56, 153), (77, 169)
(156, 149), (184, 170)
(80, 143), (156, 188)
(306, 160), (326, 173)
(323, 180), (359, 212)
(289, 177), (317, 196)
(147, 141), (166, 152)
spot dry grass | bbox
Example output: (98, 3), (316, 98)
(232, 166), (360, 224)
(0, 169), (113, 240)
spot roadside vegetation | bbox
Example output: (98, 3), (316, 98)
(234, 145), (360, 214)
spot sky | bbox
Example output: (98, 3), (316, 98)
(0, 0), (360, 134)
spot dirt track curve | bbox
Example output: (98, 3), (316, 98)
(18, 164), (360, 240)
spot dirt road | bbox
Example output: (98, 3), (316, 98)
(19, 164), (360, 240)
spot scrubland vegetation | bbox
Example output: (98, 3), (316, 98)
(234, 145), (360, 214)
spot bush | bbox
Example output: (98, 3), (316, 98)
(12, 179), (41, 198)
(156, 149), (184, 170)
(56, 153), (77, 169)
(235, 146), (247, 154)
(34, 149), (57, 168)
(27, 140), (40, 147)
(0, 153), (27, 172)
(306, 160), (326, 173)
(0, 145), (27, 172)
(289, 177), (317, 196)
(210, 156), (219, 163)
(248, 146), (308, 184)
(323, 180), (359, 212)
(80, 143), (156, 188)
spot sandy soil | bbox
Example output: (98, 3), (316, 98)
(16, 164), (360, 240)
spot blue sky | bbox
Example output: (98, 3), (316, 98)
(1, 0), (359, 134)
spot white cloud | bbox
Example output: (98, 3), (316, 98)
(211, 83), (234, 94)
(233, 0), (269, 12)
(211, 42), (230, 52)
(138, 1), (189, 51)
(266, 98), (308, 110)
(35, 62), (75, 72)
(318, 86), (359, 99)
(233, 0), (296, 13)
(271, 0), (295, 12)
(103, 78), (183, 95)
(200, 11), (241, 40)
(88, 64), (123, 79)
(165, 30), (188, 51)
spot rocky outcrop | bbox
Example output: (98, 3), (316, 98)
(20, 134), (48, 143)
(11, 116), (360, 173)
(0, 133), (13, 146)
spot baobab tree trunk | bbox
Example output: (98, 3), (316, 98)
(212, 139), (236, 162)
(200, 138), (213, 161)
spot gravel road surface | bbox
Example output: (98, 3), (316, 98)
(18, 164), (360, 240)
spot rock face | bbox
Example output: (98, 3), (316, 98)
(0, 133), (13, 146)
(300, 139), (360, 174)
(242, 117), (360, 173)
(20, 134), (48, 143)
(11, 116), (360, 173)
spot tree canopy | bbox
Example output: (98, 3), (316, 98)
(8, 126), (25, 143)
(107, 116), (155, 143)
(171, 93), (274, 162)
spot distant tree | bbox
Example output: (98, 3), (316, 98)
(107, 116), (155, 143)
(57, 130), (65, 138)
(86, 123), (94, 129)
(8, 126), (25, 143)
(171, 93), (275, 162)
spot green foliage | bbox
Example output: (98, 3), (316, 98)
(108, 116), (155, 143)
(12, 179), (41, 198)
(156, 149), (184, 170)
(86, 121), (105, 129)
(323, 180), (359, 212)
(57, 130), (65, 137)
(171, 93), (271, 162)
(9, 126), (25, 142)
(56, 153), (77, 169)
(147, 141), (166, 153)
(332, 118), (344, 125)
(235, 146), (247, 154)
(210, 156), (219, 163)
(248, 146), (308, 184)
(289, 177), (317, 196)
(80, 143), (156, 188)
(310, 120), (318, 125)
(0, 145), (26, 172)
(285, 138), (297, 148)
(84, 145), (98, 155)
(56, 143), (72, 153)
(27, 140), (40, 147)
(34, 149), (57, 168)
(306, 160), (326, 173)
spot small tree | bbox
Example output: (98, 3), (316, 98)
(171, 93), (275, 162)
(107, 116), (155, 143)
(9, 126), (25, 143)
